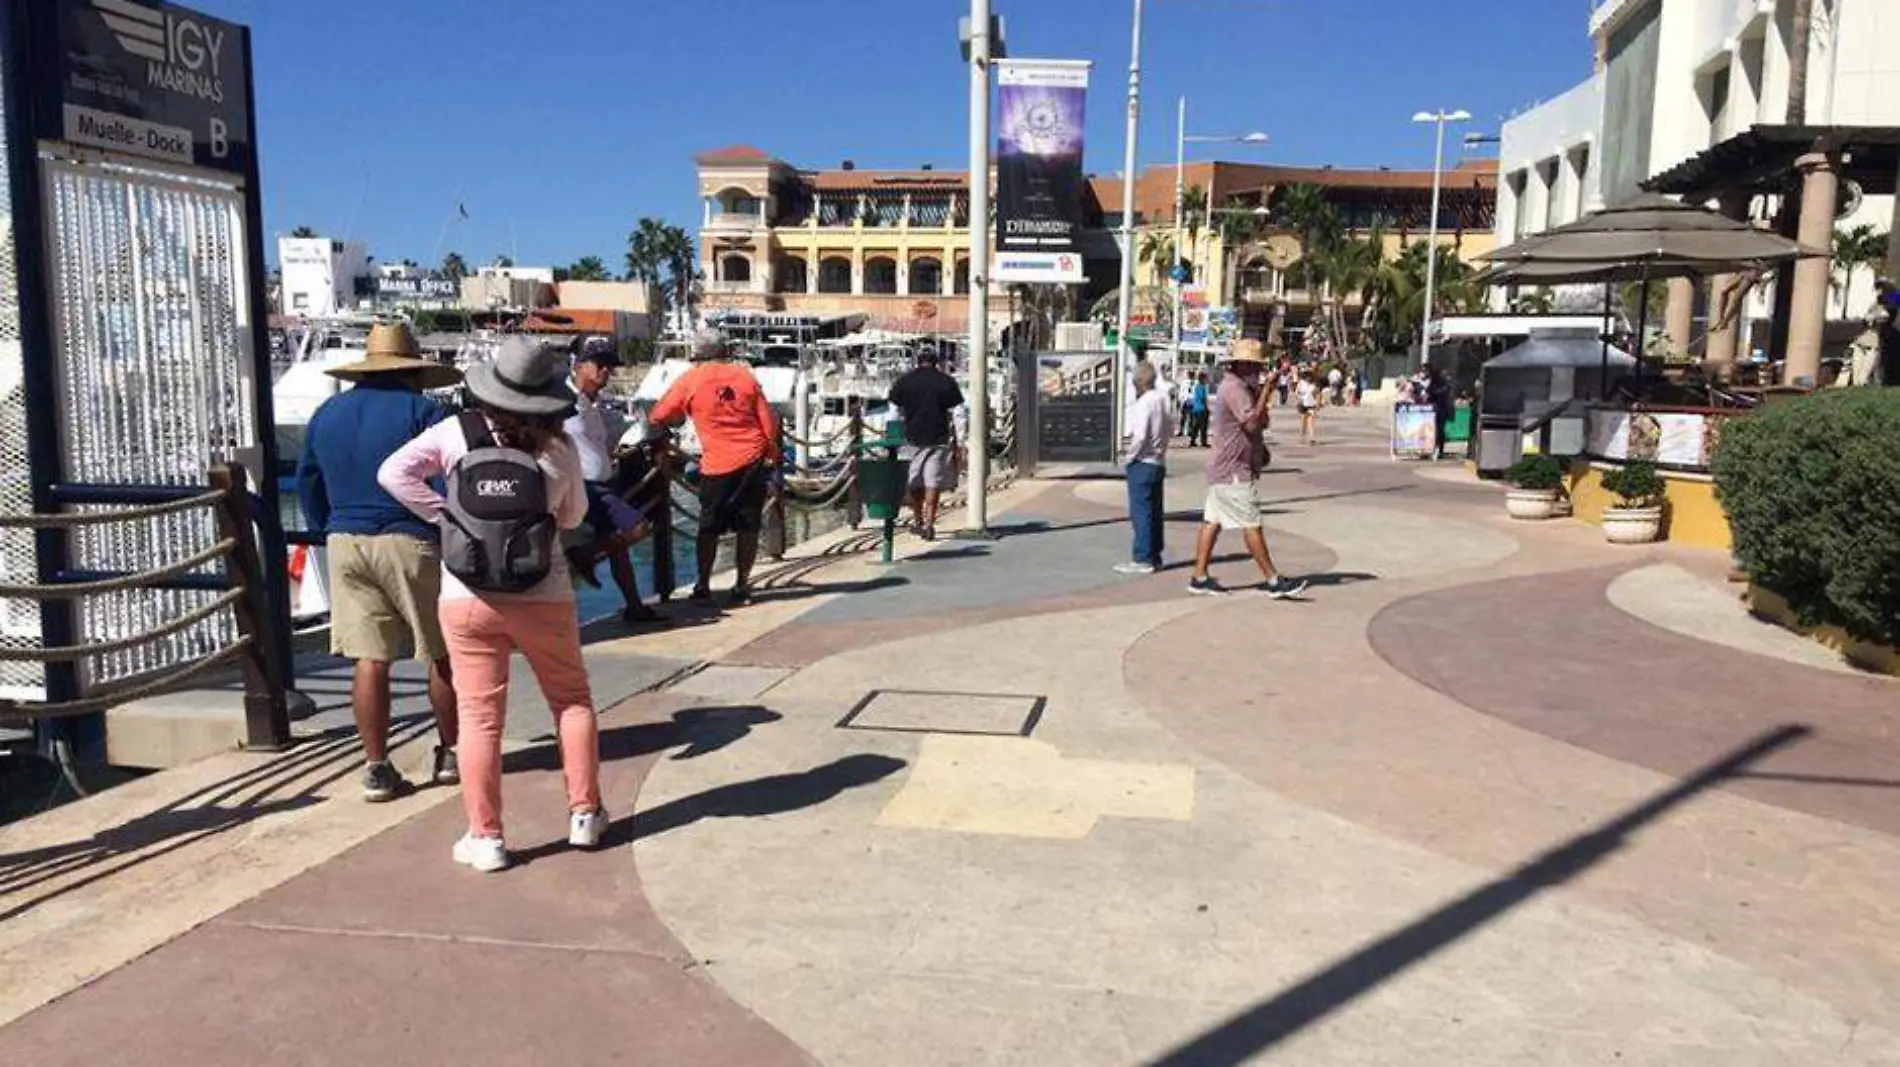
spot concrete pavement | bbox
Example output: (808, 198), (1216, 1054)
(4, 401), (1899, 1065)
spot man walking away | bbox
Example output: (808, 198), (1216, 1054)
(1188, 339), (1308, 599)
(1427, 366), (1455, 461)
(298, 322), (462, 801)
(649, 327), (780, 607)
(563, 337), (665, 626)
(1116, 360), (1171, 575)
(888, 348), (965, 541)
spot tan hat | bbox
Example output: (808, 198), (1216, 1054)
(326, 322), (463, 389)
(1225, 338), (1269, 365)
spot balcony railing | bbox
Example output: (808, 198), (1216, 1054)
(707, 212), (764, 231)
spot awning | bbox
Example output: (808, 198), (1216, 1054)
(1644, 124), (1900, 200)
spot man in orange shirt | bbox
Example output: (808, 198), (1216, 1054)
(649, 327), (781, 606)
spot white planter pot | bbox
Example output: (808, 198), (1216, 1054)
(1505, 488), (1559, 521)
(1602, 505), (1663, 544)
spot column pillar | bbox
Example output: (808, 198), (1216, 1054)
(896, 254), (910, 297)
(1786, 151), (1841, 387)
(1704, 194), (1750, 372)
(1664, 277), (1695, 356)
(702, 198), (712, 228)
(808, 254), (820, 295)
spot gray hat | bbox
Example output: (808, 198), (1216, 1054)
(465, 335), (576, 417)
(691, 326), (730, 361)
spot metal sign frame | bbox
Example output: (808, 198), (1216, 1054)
(0, 0), (283, 753)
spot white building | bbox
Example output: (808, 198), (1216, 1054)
(277, 236), (371, 318)
(459, 265), (558, 310)
(1495, 0), (1900, 376)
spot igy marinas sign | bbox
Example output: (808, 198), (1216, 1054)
(36, 0), (253, 174)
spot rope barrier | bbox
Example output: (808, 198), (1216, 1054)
(0, 538), (236, 600)
(778, 421), (861, 451)
(0, 636), (253, 722)
(0, 588), (244, 662)
(0, 489), (224, 530)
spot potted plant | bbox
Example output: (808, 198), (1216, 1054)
(1598, 460), (1666, 544)
(1502, 455), (1566, 520)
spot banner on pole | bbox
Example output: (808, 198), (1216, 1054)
(995, 58), (1090, 284)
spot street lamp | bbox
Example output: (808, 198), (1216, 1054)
(1172, 97), (1267, 355)
(1412, 108), (1470, 369)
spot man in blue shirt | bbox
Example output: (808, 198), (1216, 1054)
(298, 322), (461, 802)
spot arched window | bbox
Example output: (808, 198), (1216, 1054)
(864, 256), (898, 295)
(719, 255), (752, 284)
(714, 186), (762, 218)
(1238, 257), (1278, 295)
(775, 256), (808, 294)
(909, 257), (942, 296)
(953, 259), (970, 295)
(818, 256), (853, 294)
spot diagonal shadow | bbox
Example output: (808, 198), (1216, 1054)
(504, 705), (784, 775)
(1144, 723), (1811, 1067)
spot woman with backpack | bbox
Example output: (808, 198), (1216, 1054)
(379, 336), (607, 873)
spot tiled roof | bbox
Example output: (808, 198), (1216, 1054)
(696, 145), (772, 165)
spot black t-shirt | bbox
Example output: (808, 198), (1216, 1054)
(888, 366), (965, 448)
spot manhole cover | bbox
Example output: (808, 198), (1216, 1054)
(667, 664), (791, 701)
(838, 689), (1046, 737)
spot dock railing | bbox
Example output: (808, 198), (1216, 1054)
(0, 463), (292, 750)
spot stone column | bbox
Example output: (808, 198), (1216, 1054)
(1664, 277), (1695, 357)
(1785, 151), (1841, 387)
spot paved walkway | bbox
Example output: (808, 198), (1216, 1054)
(4, 403), (1899, 1065)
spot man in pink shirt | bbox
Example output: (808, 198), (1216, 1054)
(1188, 340), (1307, 598)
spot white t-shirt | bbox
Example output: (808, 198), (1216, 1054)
(564, 387), (612, 482)
(1296, 380), (1319, 409)
(1327, 368), (1343, 387)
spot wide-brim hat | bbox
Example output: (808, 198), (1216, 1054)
(465, 335), (576, 417)
(327, 322), (463, 389)
(1225, 338), (1269, 365)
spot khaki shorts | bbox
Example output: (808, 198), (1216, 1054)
(327, 533), (447, 662)
(904, 445), (958, 491)
(1202, 481), (1263, 530)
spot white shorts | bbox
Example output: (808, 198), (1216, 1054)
(1202, 481), (1262, 529)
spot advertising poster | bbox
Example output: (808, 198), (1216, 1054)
(995, 59), (1090, 284)
(1392, 404), (1438, 459)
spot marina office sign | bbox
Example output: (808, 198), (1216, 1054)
(30, 0), (252, 174)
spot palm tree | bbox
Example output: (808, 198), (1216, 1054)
(1513, 287), (1557, 314)
(1138, 231), (1175, 285)
(1273, 183), (1342, 256)
(440, 251), (468, 281)
(290, 225), (318, 238)
(1786, 0), (1813, 125)
(1833, 224), (1888, 315)
(625, 216), (669, 284)
(566, 255), (610, 282)
(1213, 197), (1268, 303)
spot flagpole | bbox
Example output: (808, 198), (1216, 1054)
(430, 186), (465, 267)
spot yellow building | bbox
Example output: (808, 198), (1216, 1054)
(692, 146), (1498, 343)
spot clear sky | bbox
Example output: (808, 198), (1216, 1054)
(190, 0), (1601, 271)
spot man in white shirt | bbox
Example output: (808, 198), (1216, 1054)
(1115, 360), (1173, 575)
(563, 338), (665, 625)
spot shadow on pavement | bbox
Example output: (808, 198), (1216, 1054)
(745, 575), (909, 605)
(518, 753), (907, 861)
(506, 705), (784, 776)
(1143, 724), (1812, 1067)
(1299, 571), (1379, 589)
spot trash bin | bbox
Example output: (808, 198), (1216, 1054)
(1445, 403), (1473, 444)
(858, 443), (906, 523)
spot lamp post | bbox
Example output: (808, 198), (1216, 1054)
(965, 0), (995, 535)
(1114, 0), (1145, 408)
(1171, 98), (1267, 357)
(1411, 108), (1470, 369)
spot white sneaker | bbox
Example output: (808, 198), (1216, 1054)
(452, 833), (509, 873)
(569, 808), (610, 849)
(1112, 561), (1158, 575)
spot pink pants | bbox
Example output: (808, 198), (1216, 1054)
(438, 597), (600, 839)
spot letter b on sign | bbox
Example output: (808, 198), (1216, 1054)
(209, 118), (228, 159)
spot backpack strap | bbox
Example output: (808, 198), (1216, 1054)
(458, 410), (497, 450)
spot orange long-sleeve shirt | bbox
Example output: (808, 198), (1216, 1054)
(650, 362), (780, 477)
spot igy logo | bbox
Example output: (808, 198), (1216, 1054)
(92, 0), (225, 78)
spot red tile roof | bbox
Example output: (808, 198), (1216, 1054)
(695, 145), (772, 165)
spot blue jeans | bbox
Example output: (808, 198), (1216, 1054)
(1125, 461), (1166, 566)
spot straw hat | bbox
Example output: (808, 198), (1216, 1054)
(326, 323), (463, 389)
(1225, 338), (1269, 365)
(465, 335), (576, 417)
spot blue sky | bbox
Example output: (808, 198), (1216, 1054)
(190, 0), (1600, 271)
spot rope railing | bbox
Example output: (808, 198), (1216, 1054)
(0, 464), (291, 749)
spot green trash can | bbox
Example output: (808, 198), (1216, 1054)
(858, 444), (906, 523)
(1445, 403), (1474, 444)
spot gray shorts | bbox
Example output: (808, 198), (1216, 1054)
(904, 445), (958, 491)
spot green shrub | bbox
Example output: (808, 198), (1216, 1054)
(1504, 454), (1566, 492)
(1600, 460), (1665, 507)
(1712, 389), (1900, 645)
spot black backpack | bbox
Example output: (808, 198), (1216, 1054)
(441, 412), (555, 593)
